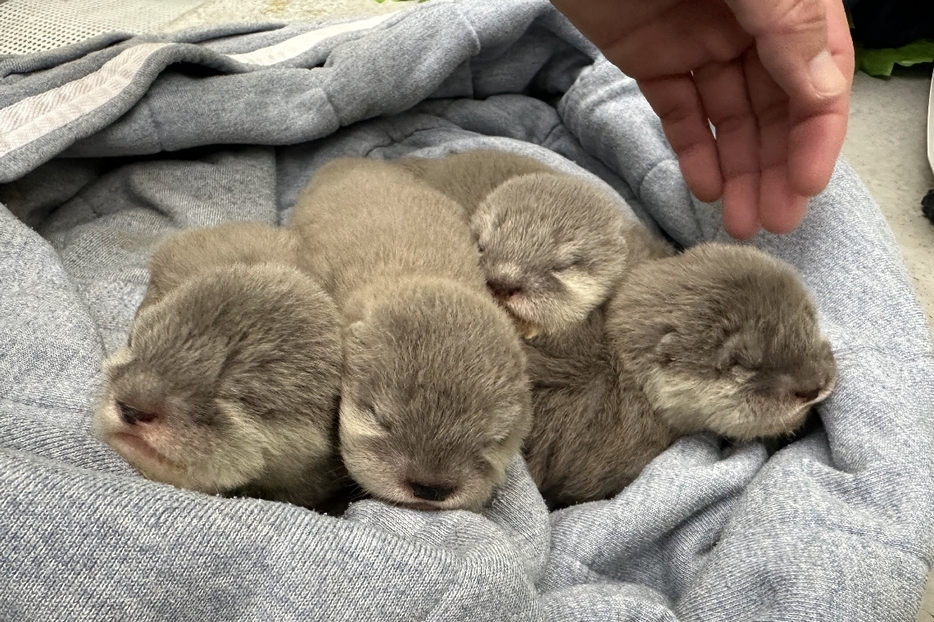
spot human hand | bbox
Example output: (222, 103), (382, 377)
(551, 0), (854, 239)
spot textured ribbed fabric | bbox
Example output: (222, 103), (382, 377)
(0, 1), (932, 620)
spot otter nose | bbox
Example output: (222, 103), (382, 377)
(116, 400), (157, 425)
(487, 279), (522, 301)
(409, 481), (455, 502)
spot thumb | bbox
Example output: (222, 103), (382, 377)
(723, 0), (849, 105)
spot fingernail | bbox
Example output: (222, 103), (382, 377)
(808, 50), (847, 98)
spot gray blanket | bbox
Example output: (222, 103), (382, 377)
(1, 1), (932, 620)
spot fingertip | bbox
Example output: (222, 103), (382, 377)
(637, 76), (723, 203)
(759, 190), (809, 234)
(721, 177), (760, 240)
(679, 144), (724, 203)
(685, 174), (724, 205)
(788, 166), (832, 199)
(723, 216), (760, 241)
(788, 110), (846, 196)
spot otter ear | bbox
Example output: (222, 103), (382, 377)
(717, 329), (764, 372)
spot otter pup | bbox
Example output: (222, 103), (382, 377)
(289, 158), (530, 512)
(470, 172), (641, 338)
(400, 151), (645, 338)
(524, 243), (837, 507)
(138, 221), (300, 312)
(94, 263), (347, 512)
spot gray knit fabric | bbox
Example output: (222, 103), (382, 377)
(1, 1), (932, 620)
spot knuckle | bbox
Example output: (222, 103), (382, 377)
(733, 0), (827, 36)
(769, 0), (827, 36)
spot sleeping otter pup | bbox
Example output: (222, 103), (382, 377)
(469, 172), (643, 338)
(289, 158), (531, 512)
(400, 150), (651, 338)
(94, 263), (347, 512)
(524, 243), (837, 507)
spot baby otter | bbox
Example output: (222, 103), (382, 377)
(471, 172), (636, 338)
(289, 158), (531, 512)
(399, 151), (639, 338)
(138, 221), (300, 313)
(94, 263), (347, 511)
(524, 243), (837, 507)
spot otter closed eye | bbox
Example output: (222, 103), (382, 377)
(115, 401), (156, 425)
(364, 407), (393, 434)
(551, 253), (583, 273)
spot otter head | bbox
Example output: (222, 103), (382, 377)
(338, 278), (531, 512)
(94, 264), (343, 501)
(471, 173), (628, 338)
(609, 243), (837, 440)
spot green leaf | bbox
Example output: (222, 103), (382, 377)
(855, 39), (934, 78)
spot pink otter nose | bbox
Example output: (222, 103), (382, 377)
(487, 280), (522, 301)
